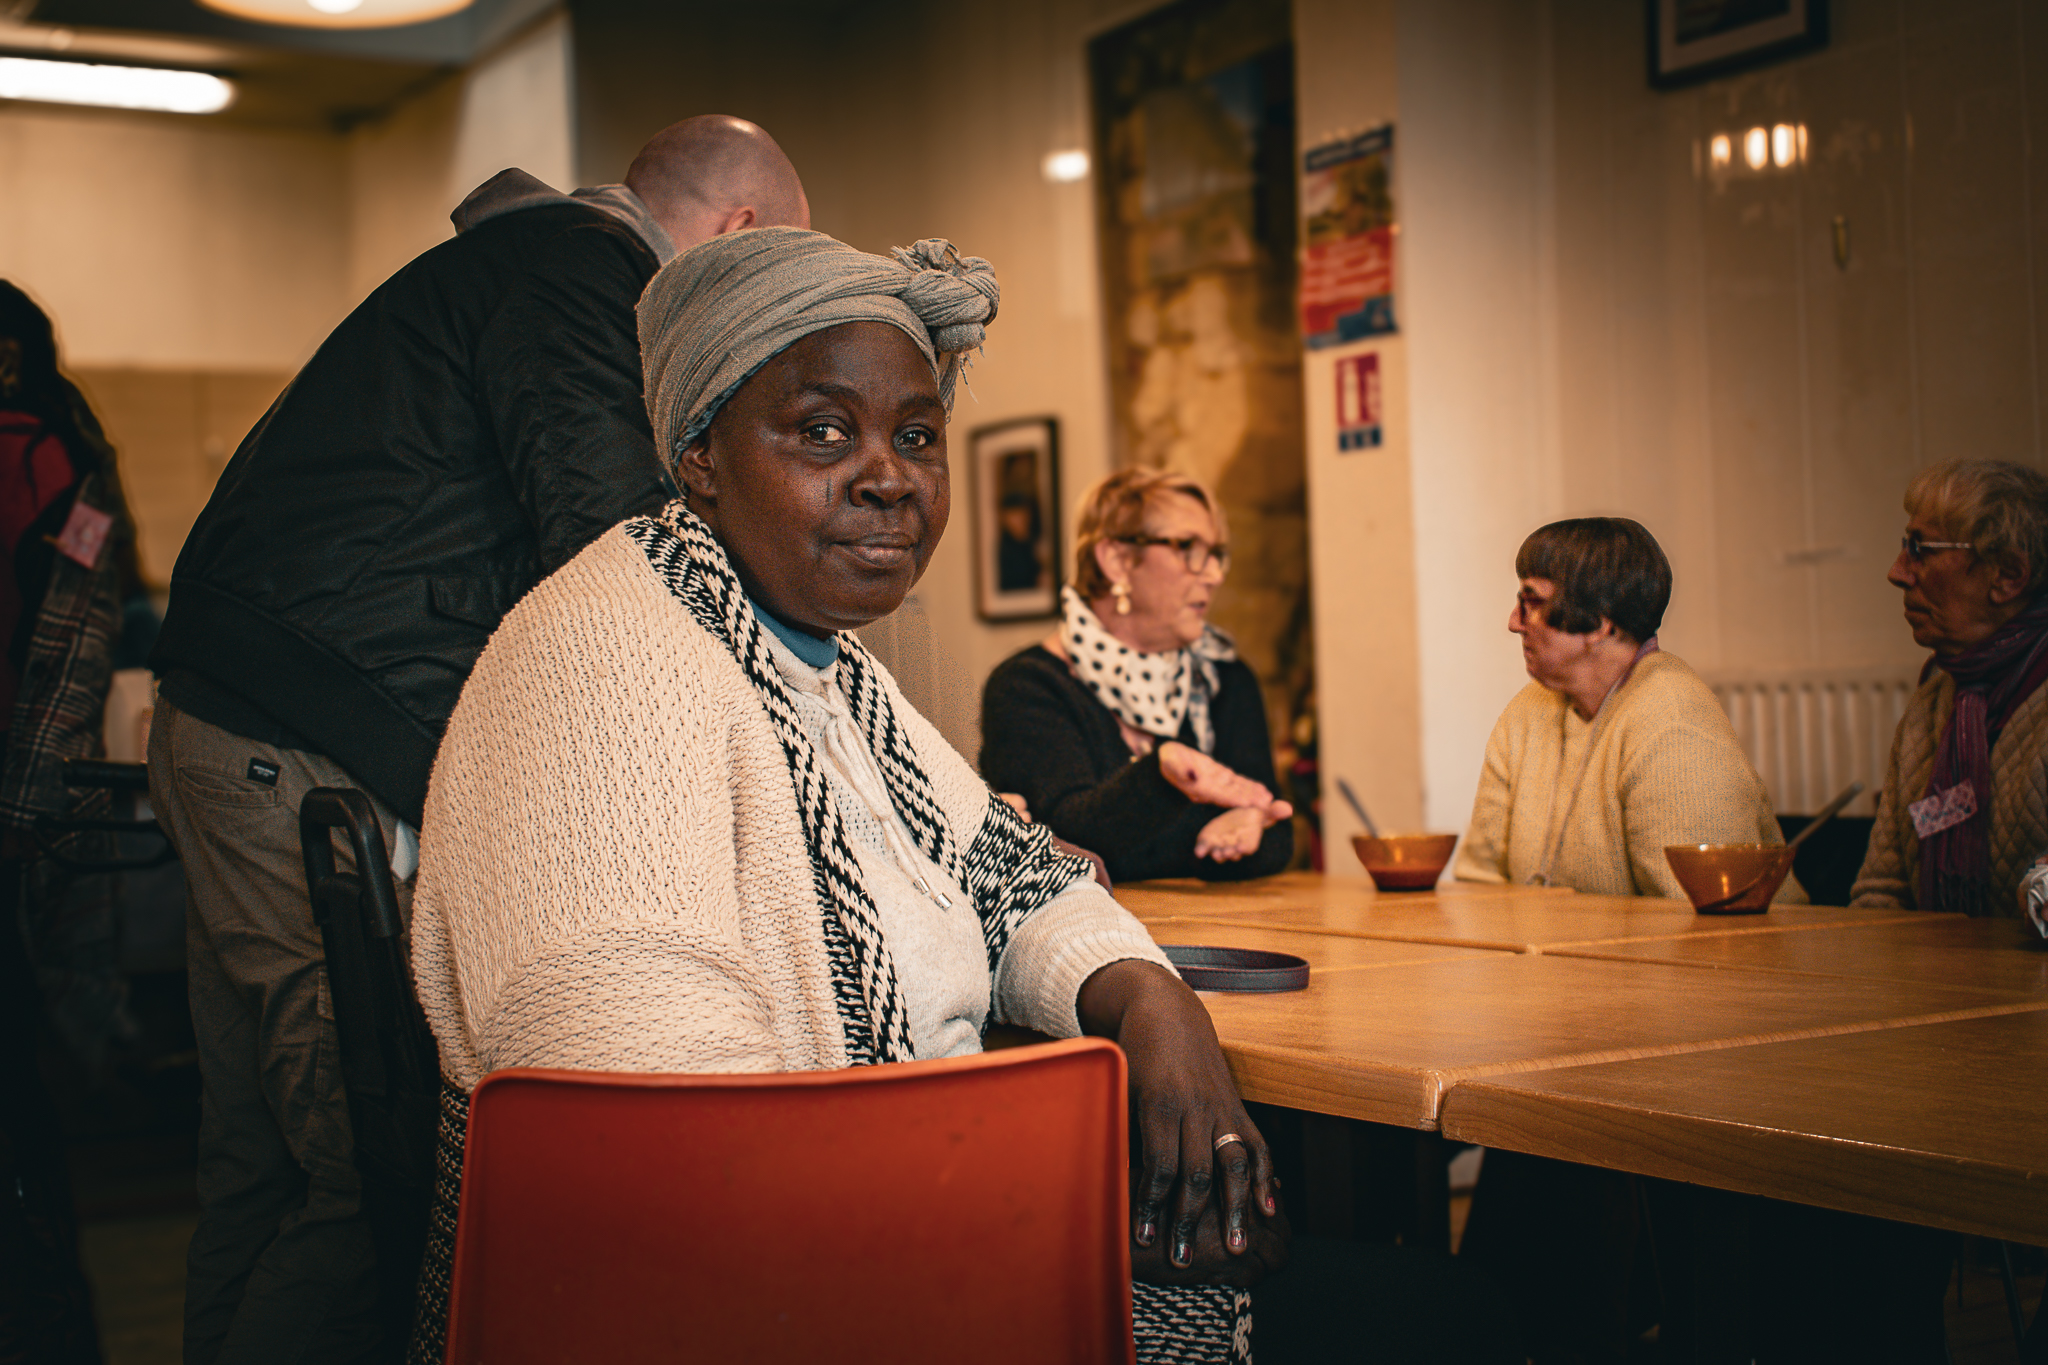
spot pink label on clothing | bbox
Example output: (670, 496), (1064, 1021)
(53, 499), (111, 569)
(1908, 780), (1977, 840)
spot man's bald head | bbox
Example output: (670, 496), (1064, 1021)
(626, 115), (811, 253)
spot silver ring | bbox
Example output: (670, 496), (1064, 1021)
(1213, 1132), (1245, 1153)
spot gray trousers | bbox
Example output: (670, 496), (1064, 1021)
(148, 697), (413, 1365)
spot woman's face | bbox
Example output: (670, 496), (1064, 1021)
(1886, 508), (2026, 656)
(1510, 576), (1600, 690)
(678, 321), (949, 635)
(1099, 492), (1226, 651)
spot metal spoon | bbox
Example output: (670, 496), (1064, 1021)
(1335, 778), (1379, 838)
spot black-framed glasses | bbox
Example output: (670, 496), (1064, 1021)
(1119, 534), (1230, 574)
(1900, 533), (1974, 563)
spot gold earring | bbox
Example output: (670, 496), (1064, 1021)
(1112, 582), (1132, 615)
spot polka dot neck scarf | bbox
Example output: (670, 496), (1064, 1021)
(1059, 585), (1237, 755)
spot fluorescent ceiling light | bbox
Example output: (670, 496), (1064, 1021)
(197, 0), (475, 28)
(0, 55), (233, 114)
(1042, 149), (1090, 183)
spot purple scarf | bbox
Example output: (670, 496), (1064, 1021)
(1920, 594), (2048, 915)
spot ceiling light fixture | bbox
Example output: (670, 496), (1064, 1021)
(197, 0), (474, 29)
(1042, 149), (1090, 183)
(0, 55), (233, 114)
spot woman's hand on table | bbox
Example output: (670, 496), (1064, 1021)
(1194, 805), (1290, 862)
(1157, 742), (1277, 812)
(1076, 959), (1282, 1274)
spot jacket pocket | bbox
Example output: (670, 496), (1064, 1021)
(427, 577), (522, 631)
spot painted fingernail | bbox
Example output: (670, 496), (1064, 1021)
(1139, 1218), (1157, 1245)
(1229, 1227), (1246, 1250)
(1264, 1195), (1276, 1213)
(1173, 1237), (1192, 1266)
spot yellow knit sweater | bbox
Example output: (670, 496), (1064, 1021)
(1453, 651), (1802, 902)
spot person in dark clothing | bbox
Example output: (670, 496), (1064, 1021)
(0, 278), (134, 1365)
(144, 116), (810, 1365)
(981, 468), (1292, 883)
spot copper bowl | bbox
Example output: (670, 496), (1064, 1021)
(1352, 833), (1459, 891)
(1663, 843), (1796, 914)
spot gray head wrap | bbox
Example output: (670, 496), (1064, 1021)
(637, 226), (1000, 469)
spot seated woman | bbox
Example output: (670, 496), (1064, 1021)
(405, 229), (1451, 1365)
(1854, 458), (2048, 915)
(1453, 516), (1799, 902)
(979, 469), (1293, 883)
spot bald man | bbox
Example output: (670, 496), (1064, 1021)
(146, 116), (808, 1365)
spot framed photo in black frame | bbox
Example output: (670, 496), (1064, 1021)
(967, 416), (1060, 622)
(1648, 0), (1827, 89)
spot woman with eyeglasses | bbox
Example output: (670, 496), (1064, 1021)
(979, 468), (1293, 883)
(1853, 459), (2048, 916)
(1450, 516), (1796, 903)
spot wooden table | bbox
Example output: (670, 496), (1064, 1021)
(1121, 875), (2048, 1247)
(1120, 872), (1923, 954)
(1547, 912), (2048, 996)
(1139, 916), (2042, 1130)
(1439, 1010), (2048, 1245)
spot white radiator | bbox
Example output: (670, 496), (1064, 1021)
(1705, 667), (1921, 817)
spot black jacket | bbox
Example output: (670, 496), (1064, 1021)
(152, 199), (669, 824)
(979, 644), (1293, 883)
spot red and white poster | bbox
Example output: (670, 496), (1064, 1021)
(1335, 353), (1381, 452)
(1301, 125), (1397, 349)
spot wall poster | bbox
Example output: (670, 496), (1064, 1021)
(968, 416), (1060, 622)
(1301, 125), (1396, 349)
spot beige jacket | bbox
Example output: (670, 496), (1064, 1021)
(1851, 671), (2048, 915)
(1454, 651), (1800, 902)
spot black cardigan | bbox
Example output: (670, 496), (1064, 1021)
(979, 645), (1293, 884)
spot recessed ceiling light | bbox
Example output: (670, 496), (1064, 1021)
(1042, 150), (1090, 183)
(196, 0), (475, 29)
(0, 55), (233, 114)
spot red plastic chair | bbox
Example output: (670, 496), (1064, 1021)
(441, 1037), (1135, 1364)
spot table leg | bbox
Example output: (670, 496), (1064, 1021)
(1674, 1184), (1751, 1365)
(1410, 1129), (1451, 1256)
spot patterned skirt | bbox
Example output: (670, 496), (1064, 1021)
(407, 1079), (1252, 1364)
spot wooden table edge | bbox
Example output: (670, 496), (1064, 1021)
(1438, 1080), (2048, 1245)
(1539, 943), (2048, 996)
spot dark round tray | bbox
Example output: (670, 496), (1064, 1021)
(1162, 944), (1310, 993)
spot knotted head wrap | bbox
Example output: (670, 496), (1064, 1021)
(636, 227), (1000, 470)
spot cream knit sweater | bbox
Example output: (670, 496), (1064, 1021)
(409, 526), (1170, 1092)
(1454, 651), (1801, 902)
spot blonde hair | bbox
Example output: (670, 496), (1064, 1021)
(1072, 467), (1227, 600)
(1904, 459), (2048, 599)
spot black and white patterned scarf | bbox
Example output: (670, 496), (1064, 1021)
(1060, 586), (1236, 755)
(624, 499), (1096, 1064)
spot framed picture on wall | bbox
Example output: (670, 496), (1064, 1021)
(1647, 0), (1827, 89)
(968, 416), (1060, 622)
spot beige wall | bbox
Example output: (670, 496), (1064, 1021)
(1294, 0), (1426, 869)
(0, 106), (350, 371)
(1379, 0), (2048, 836)
(0, 11), (577, 587)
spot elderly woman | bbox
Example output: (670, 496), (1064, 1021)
(1854, 459), (2048, 915)
(1453, 516), (1798, 902)
(979, 469), (1292, 883)
(405, 230), (1371, 1364)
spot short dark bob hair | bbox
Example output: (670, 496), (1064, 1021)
(1515, 517), (1671, 644)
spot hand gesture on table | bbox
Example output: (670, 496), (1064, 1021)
(1194, 806), (1288, 863)
(1158, 741), (1283, 814)
(1077, 959), (1287, 1284)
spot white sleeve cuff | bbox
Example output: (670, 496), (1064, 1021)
(992, 879), (1176, 1038)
